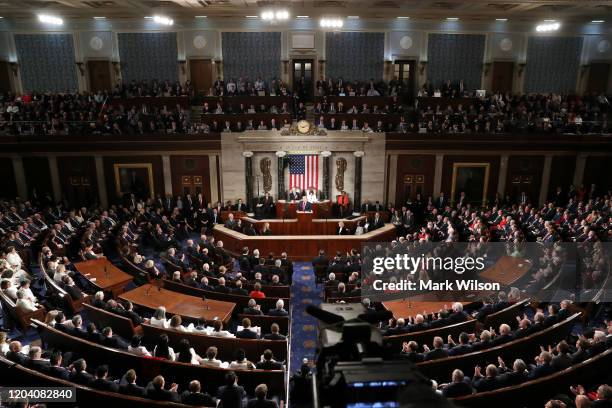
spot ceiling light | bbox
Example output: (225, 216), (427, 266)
(93, 16), (106, 20)
(397, 16), (410, 19)
(297, 15), (310, 19)
(276, 10), (289, 19)
(536, 22), (560, 32)
(347, 16), (359, 19)
(591, 20), (604, 23)
(246, 15), (258, 18)
(446, 17), (459, 21)
(195, 15), (207, 18)
(544, 19), (556, 22)
(496, 18), (508, 21)
(153, 15), (174, 26)
(144, 16), (153, 19)
(261, 9), (289, 21)
(38, 14), (63, 25)
(320, 18), (344, 28)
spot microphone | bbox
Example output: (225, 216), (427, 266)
(202, 295), (210, 311)
(305, 305), (345, 324)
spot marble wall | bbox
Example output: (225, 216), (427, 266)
(220, 131), (386, 206)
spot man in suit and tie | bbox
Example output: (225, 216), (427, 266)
(224, 213), (238, 229)
(146, 375), (180, 402)
(196, 193), (206, 210)
(336, 221), (349, 235)
(234, 199), (248, 212)
(164, 195), (174, 212)
(370, 212), (384, 230)
(297, 195), (312, 212)
(208, 208), (221, 230)
(260, 192), (274, 217)
(119, 369), (146, 398)
(217, 372), (246, 408)
(247, 383), (279, 408)
(289, 188), (301, 201)
(236, 318), (259, 339)
(436, 192), (447, 209)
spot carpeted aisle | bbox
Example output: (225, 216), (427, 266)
(289, 262), (321, 373)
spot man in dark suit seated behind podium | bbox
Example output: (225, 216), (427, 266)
(297, 196), (312, 212)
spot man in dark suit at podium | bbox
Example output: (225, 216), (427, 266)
(297, 196), (312, 212)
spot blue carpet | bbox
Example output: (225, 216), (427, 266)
(289, 262), (321, 373)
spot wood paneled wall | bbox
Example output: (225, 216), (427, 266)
(506, 155), (544, 203)
(394, 154), (436, 206)
(57, 156), (98, 207)
(0, 158), (17, 199)
(23, 157), (52, 200)
(170, 155), (212, 202)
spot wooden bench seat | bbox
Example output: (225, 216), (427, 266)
(83, 303), (140, 339)
(140, 323), (288, 362)
(33, 319), (286, 399)
(452, 348), (612, 407)
(414, 313), (581, 381)
(0, 355), (192, 408)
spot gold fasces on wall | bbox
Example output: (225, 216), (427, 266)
(335, 156), (347, 192)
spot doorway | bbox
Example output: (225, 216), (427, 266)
(0, 62), (11, 93)
(402, 174), (425, 203)
(393, 59), (416, 99)
(292, 59), (314, 102)
(87, 60), (112, 92)
(491, 61), (514, 93)
(189, 59), (213, 95)
(586, 63), (610, 93)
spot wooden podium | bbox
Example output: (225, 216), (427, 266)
(295, 211), (314, 234)
(276, 200), (331, 219)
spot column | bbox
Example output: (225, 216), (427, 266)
(243, 151), (254, 206)
(276, 151), (286, 200)
(433, 154), (444, 196)
(161, 155), (173, 196)
(11, 156), (27, 199)
(208, 154), (219, 204)
(48, 156), (62, 203)
(353, 151), (364, 212)
(386, 154), (398, 206)
(497, 155), (509, 197)
(573, 154), (587, 187)
(94, 155), (108, 208)
(539, 155), (553, 205)
(321, 151), (331, 200)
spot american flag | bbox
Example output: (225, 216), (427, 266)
(289, 154), (319, 190)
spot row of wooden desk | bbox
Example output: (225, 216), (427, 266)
(199, 113), (293, 128)
(241, 214), (367, 235)
(119, 283), (235, 325)
(201, 95), (293, 108)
